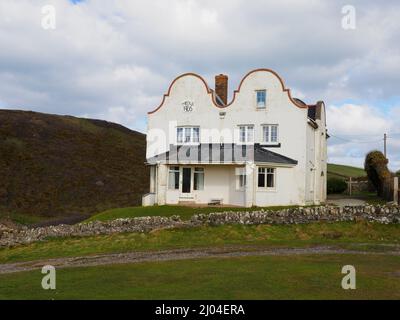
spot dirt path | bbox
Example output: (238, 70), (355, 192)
(1, 245), (400, 275)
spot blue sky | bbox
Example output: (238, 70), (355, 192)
(0, 0), (399, 170)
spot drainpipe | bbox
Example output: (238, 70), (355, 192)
(155, 161), (160, 205)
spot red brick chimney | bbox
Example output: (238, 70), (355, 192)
(215, 74), (228, 105)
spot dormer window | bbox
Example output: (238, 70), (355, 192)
(256, 90), (266, 109)
(177, 126), (200, 144)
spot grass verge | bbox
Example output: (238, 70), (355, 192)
(0, 254), (399, 299)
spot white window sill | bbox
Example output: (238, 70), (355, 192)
(261, 142), (279, 145)
(175, 142), (201, 146)
(256, 188), (277, 192)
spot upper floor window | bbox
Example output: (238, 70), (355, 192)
(262, 125), (278, 143)
(177, 127), (200, 144)
(238, 125), (254, 143)
(256, 90), (266, 109)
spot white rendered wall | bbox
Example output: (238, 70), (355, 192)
(163, 165), (245, 206)
(147, 70), (323, 206)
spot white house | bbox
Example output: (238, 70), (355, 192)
(143, 68), (327, 207)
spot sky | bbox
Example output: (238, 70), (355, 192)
(0, 0), (399, 170)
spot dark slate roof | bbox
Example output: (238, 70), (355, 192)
(294, 98), (307, 106)
(254, 145), (298, 165)
(147, 144), (297, 165)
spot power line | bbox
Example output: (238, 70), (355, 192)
(329, 134), (383, 144)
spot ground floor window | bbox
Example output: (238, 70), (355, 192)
(258, 167), (275, 188)
(168, 166), (180, 189)
(238, 174), (247, 189)
(194, 167), (204, 190)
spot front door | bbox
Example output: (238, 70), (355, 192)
(182, 168), (192, 193)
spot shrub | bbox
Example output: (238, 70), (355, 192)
(327, 178), (347, 194)
(364, 150), (393, 200)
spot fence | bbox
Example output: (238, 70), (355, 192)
(346, 175), (399, 205)
(345, 177), (371, 196)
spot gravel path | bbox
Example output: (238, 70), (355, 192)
(1, 245), (400, 274)
(326, 198), (367, 207)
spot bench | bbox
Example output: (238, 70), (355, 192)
(208, 198), (223, 205)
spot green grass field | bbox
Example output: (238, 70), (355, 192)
(0, 186), (396, 300)
(1, 221), (399, 264)
(327, 163), (366, 180)
(1, 254), (399, 299)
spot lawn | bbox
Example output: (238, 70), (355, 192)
(85, 204), (312, 222)
(1, 221), (399, 264)
(1, 254), (399, 299)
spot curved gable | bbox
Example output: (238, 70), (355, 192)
(148, 73), (222, 114)
(148, 69), (307, 115)
(226, 68), (306, 109)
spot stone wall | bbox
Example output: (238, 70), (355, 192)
(0, 216), (184, 248)
(1, 205), (399, 248)
(190, 205), (400, 225)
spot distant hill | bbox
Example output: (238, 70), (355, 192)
(327, 163), (366, 180)
(0, 110), (149, 222)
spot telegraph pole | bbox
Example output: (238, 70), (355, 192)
(384, 133), (387, 158)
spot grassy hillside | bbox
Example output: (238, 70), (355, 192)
(327, 163), (366, 180)
(0, 110), (148, 222)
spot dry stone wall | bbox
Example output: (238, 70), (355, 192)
(1, 205), (399, 248)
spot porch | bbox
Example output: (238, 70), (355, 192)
(152, 164), (248, 207)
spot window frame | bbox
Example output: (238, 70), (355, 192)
(256, 89), (267, 109)
(176, 126), (200, 145)
(262, 124), (279, 144)
(193, 167), (204, 191)
(236, 173), (247, 191)
(168, 166), (180, 190)
(257, 167), (276, 190)
(238, 125), (254, 144)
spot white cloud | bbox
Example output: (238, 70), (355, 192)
(327, 103), (389, 136)
(0, 0), (399, 169)
(327, 103), (400, 171)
